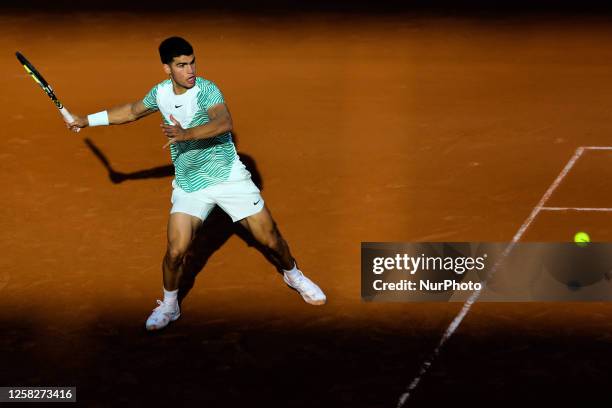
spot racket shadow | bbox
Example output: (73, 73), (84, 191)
(83, 137), (262, 187)
(83, 138), (174, 183)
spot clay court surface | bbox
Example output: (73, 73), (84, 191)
(3, 9), (612, 406)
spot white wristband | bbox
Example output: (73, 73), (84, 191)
(87, 111), (109, 127)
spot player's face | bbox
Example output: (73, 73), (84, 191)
(165, 55), (196, 89)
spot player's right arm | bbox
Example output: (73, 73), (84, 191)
(67, 100), (155, 132)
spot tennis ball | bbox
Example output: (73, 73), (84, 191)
(574, 231), (590, 247)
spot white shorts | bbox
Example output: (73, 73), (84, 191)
(170, 159), (264, 222)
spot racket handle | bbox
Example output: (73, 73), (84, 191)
(59, 106), (80, 133)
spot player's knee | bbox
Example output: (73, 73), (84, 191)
(166, 244), (188, 265)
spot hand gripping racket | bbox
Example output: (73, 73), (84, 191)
(15, 51), (80, 132)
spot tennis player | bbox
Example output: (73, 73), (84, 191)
(67, 37), (326, 331)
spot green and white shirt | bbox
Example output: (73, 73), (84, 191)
(142, 77), (238, 192)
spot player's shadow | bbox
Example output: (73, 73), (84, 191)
(177, 148), (272, 304)
(178, 205), (281, 306)
(83, 136), (274, 305)
(174, 158), (273, 305)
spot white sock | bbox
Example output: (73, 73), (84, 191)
(283, 262), (301, 279)
(163, 288), (178, 306)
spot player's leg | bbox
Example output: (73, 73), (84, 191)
(163, 212), (202, 291)
(240, 206), (326, 305)
(239, 206), (294, 270)
(146, 212), (202, 331)
(146, 176), (215, 332)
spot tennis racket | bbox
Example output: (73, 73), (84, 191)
(15, 51), (80, 132)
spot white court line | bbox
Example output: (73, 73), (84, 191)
(584, 146), (612, 150)
(541, 207), (612, 212)
(396, 146), (600, 407)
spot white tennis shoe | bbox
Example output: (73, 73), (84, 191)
(145, 300), (181, 331)
(284, 270), (327, 305)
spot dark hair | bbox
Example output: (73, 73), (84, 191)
(158, 37), (193, 64)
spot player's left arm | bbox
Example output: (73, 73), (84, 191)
(161, 103), (233, 149)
